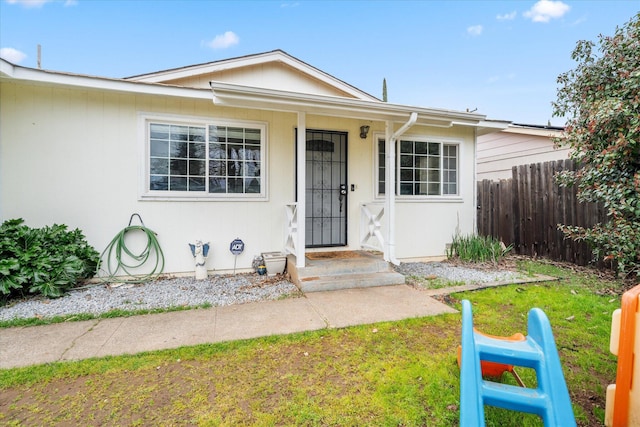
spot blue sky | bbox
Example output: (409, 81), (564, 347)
(1, 1), (638, 126)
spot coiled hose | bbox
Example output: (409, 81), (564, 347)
(97, 214), (165, 283)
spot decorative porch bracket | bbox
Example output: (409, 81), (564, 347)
(360, 203), (385, 253)
(284, 203), (298, 257)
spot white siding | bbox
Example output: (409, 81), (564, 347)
(162, 62), (356, 98)
(477, 127), (570, 180)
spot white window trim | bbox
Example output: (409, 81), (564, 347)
(373, 132), (463, 202)
(138, 112), (268, 201)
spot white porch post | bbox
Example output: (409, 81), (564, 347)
(296, 112), (306, 268)
(384, 121), (395, 264)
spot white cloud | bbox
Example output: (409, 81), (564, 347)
(6, 0), (77, 7)
(280, 2), (299, 7)
(524, 0), (570, 23)
(6, 0), (52, 8)
(0, 47), (27, 64)
(205, 31), (239, 49)
(486, 73), (516, 84)
(497, 11), (517, 21)
(467, 25), (483, 36)
(570, 15), (587, 26)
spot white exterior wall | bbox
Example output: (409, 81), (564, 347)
(393, 126), (476, 260)
(1, 80), (478, 274)
(0, 81), (300, 275)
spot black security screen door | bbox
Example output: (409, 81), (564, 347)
(303, 130), (348, 247)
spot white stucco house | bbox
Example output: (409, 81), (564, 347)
(477, 123), (568, 181)
(0, 50), (507, 278)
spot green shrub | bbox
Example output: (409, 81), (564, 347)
(0, 219), (99, 299)
(447, 234), (512, 263)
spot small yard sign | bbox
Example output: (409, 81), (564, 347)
(229, 238), (245, 273)
(230, 238), (245, 255)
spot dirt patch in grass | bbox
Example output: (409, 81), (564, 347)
(562, 357), (612, 426)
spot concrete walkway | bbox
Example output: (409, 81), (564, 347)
(0, 285), (457, 369)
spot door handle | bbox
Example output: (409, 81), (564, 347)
(338, 184), (347, 213)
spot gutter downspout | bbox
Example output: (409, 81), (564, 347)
(473, 127), (478, 235)
(385, 112), (418, 265)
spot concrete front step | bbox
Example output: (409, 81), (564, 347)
(298, 256), (391, 276)
(298, 271), (406, 293)
(287, 251), (406, 293)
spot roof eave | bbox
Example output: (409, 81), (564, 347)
(210, 81), (493, 129)
(0, 58), (211, 99)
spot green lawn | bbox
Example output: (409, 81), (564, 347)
(0, 260), (627, 426)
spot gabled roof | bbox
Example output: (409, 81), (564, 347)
(125, 49), (379, 101)
(0, 55), (508, 136)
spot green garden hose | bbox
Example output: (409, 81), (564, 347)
(97, 214), (165, 283)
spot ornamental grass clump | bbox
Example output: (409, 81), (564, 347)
(0, 218), (99, 300)
(447, 234), (512, 264)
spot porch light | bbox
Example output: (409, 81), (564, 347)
(360, 125), (370, 139)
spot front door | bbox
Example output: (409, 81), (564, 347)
(304, 130), (348, 247)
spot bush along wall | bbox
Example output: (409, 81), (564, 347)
(0, 219), (99, 300)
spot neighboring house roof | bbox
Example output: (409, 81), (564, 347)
(125, 49), (380, 101)
(0, 52), (508, 135)
(506, 122), (565, 135)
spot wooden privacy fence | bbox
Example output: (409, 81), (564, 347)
(477, 159), (608, 266)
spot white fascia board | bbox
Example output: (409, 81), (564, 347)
(125, 54), (277, 82)
(0, 58), (210, 100)
(503, 126), (564, 137)
(475, 120), (511, 136)
(210, 81), (486, 127)
(275, 54), (380, 101)
(0, 58), (16, 77)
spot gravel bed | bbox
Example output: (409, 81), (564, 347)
(1, 262), (524, 322)
(0, 274), (300, 322)
(395, 262), (524, 284)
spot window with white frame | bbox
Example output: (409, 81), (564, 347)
(146, 119), (265, 198)
(377, 137), (459, 196)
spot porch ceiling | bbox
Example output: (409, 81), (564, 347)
(210, 81), (508, 134)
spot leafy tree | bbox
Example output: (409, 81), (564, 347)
(553, 13), (640, 275)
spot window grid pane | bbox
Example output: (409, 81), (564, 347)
(443, 144), (458, 195)
(149, 124), (206, 192)
(149, 122), (262, 195)
(377, 139), (458, 197)
(378, 139), (386, 195)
